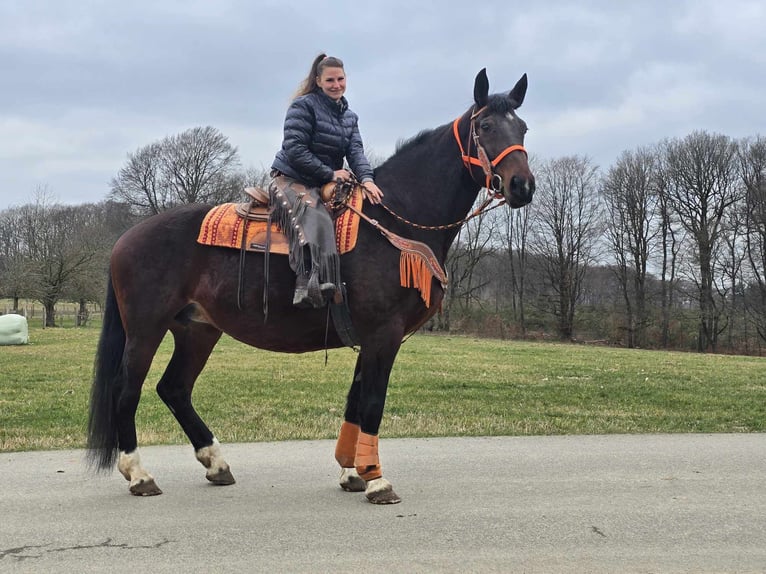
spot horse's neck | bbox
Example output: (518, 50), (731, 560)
(376, 125), (481, 257)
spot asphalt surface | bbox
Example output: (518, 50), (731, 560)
(2, 434), (765, 573)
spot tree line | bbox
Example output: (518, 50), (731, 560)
(441, 131), (766, 354)
(0, 126), (764, 355)
(0, 127), (266, 327)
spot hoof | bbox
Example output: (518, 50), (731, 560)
(365, 478), (401, 505)
(129, 478), (162, 496)
(206, 467), (236, 486)
(339, 468), (366, 492)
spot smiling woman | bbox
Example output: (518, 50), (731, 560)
(270, 53), (384, 308)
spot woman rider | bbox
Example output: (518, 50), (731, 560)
(271, 53), (384, 308)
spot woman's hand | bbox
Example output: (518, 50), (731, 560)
(333, 169), (352, 182)
(361, 181), (384, 204)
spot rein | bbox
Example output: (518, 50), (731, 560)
(379, 194), (506, 231)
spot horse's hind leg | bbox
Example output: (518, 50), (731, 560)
(117, 332), (167, 496)
(157, 322), (235, 486)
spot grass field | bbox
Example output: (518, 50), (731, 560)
(1, 322), (764, 452)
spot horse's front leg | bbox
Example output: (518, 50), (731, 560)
(335, 334), (402, 504)
(335, 357), (366, 492)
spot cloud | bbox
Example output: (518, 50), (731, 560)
(676, 0), (766, 62)
(0, 0), (763, 208)
(528, 60), (731, 166)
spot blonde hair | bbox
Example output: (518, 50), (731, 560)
(294, 53), (345, 99)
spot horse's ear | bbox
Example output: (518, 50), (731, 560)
(474, 68), (489, 109)
(509, 73), (528, 108)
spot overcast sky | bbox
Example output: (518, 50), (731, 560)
(1, 0), (763, 210)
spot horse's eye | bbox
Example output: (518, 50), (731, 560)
(480, 122), (491, 131)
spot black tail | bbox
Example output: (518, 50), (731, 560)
(86, 273), (125, 471)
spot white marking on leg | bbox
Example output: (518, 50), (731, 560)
(339, 467), (362, 487)
(338, 467), (366, 492)
(118, 449), (155, 485)
(196, 437), (231, 479)
(365, 477), (393, 495)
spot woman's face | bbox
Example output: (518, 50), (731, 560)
(316, 66), (346, 101)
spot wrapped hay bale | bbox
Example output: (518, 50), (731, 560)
(0, 313), (29, 345)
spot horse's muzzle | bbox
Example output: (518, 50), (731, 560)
(506, 175), (535, 208)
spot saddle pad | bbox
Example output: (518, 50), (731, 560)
(196, 191), (363, 256)
(334, 187), (362, 253)
(196, 203), (289, 254)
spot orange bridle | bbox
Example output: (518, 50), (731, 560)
(452, 107), (527, 197)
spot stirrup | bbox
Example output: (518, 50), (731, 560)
(320, 282), (338, 302)
(293, 289), (316, 309)
(293, 274), (325, 309)
(293, 275), (312, 308)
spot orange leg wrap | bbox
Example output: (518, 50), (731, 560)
(355, 432), (382, 481)
(334, 421), (360, 468)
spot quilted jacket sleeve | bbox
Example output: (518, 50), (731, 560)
(282, 98), (336, 184)
(346, 117), (374, 182)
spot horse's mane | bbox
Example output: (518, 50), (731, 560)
(379, 93), (517, 171)
(393, 129), (437, 156)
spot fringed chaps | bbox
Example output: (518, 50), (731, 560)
(270, 175), (342, 288)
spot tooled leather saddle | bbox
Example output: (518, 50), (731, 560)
(196, 182), (447, 310)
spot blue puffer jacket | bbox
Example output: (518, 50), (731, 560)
(272, 90), (374, 188)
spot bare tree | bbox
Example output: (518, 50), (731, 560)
(715, 203), (748, 351)
(442, 208), (499, 331)
(162, 126), (240, 204)
(529, 156), (602, 340)
(653, 159), (684, 348)
(109, 142), (164, 214)
(601, 147), (660, 347)
(17, 193), (106, 326)
(0, 207), (37, 310)
(61, 202), (135, 325)
(499, 203), (532, 335)
(662, 131), (742, 352)
(224, 165), (272, 201)
(110, 126), (241, 215)
(739, 136), (766, 343)
(241, 165), (272, 189)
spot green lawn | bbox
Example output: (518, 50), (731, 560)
(1, 324), (764, 452)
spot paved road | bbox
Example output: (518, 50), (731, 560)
(1, 434), (765, 573)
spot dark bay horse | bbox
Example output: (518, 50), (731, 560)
(87, 69), (535, 504)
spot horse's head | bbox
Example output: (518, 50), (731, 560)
(467, 69), (535, 208)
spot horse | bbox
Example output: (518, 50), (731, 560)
(87, 69), (535, 504)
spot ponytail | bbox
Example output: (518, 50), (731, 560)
(294, 53), (345, 99)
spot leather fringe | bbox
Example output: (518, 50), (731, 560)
(400, 251), (434, 308)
